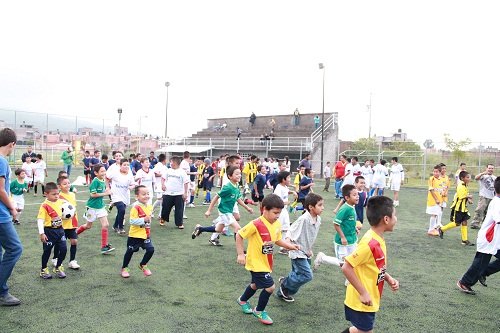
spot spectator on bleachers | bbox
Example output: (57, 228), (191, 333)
(236, 127), (243, 140)
(293, 108), (300, 126)
(314, 115), (321, 129)
(249, 112), (256, 127)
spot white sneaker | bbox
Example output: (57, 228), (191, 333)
(183, 215), (188, 219)
(187, 203), (195, 208)
(313, 252), (324, 271)
(68, 260), (80, 270)
(394, 201), (399, 207)
(51, 258), (58, 267)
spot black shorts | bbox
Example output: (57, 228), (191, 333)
(251, 193), (264, 202)
(450, 210), (470, 224)
(345, 305), (376, 332)
(203, 180), (213, 191)
(126, 237), (154, 252)
(84, 169), (91, 175)
(64, 228), (78, 240)
(250, 271), (274, 289)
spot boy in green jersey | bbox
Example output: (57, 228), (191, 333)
(10, 168), (28, 225)
(192, 166), (253, 246)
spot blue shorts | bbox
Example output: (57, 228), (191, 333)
(64, 229), (78, 240)
(345, 305), (376, 332)
(250, 271), (274, 289)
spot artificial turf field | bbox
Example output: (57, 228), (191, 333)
(1, 169), (499, 332)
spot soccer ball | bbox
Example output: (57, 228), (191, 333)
(61, 201), (76, 219)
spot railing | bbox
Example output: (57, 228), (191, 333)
(310, 114), (335, 145)
(163, 137), (312, 152)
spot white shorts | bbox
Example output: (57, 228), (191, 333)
(84, 207), (108, 222)
(279, 208), (290, 231)
(189, 181), (196, 192)
(334, 243), (357, 264)
(372, 178), (385, 188)
(213, 213), (237, 227)
(233, 202), (240, 214)
(426, 205), (442, 216)
(390, 181), (401, 191)
(12, 194), (25, 210)
(154, 183), (164, 199)
(34, 176), (45, 183)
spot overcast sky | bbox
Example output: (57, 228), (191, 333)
(1, 0), (499, 149)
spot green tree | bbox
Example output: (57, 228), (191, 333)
(390, 141), (422, 151)
(443, 134), (471, 164)
(351, 137), (378, 151)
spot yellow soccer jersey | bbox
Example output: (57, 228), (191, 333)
(197, 164), (205, 183)
(37, 199), (64, 228)
(129, 202), (153, 239)
(439, 175), (451, 203)
(426, 176), (442, 207)
(59, 192), (78, 229)
(238, 216), (282, 273)
(451, 181), (469, 213)
(243, 162), (258, 183)
(344, 229), (387, 312)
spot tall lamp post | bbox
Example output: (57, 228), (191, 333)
(319, 63), (325, 174)
(164, 82), (170, 141)
(117, 108), (123, 150)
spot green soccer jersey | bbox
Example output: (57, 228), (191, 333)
(217, 182), (241, 214)
(334, 203), (358, 245)
(86, 177), (107, 209)
(10, 179), (27, 196)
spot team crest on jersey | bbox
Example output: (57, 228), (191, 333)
(376, 265), (387, 285)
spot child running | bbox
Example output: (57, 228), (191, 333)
(121, 185), (155, 278)
(53, 176), (80, 270)
(341, 196), (399, 333)
(21, 156), (34, 193)
(273, 170), (297, 255)
(109, 159), (136, 234)
(77, 164), (115, 254)
(438, 170), (475, 246)
(456, 177), (500, 295)
(10, 168), (27, 225)
(235, 194), (300, 325)
(37, 182), (67, 279)
(192, 166), (253, 246)
(134, 157), (155, 205)
(276, 193), (324, 303)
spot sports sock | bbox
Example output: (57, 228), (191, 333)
(461, 225), (468, 241)
(101, 228), (108, 248)
(199, 225), (216, 233)
(70, 244), (77, 261)
(16, 211), (22, 222)
(441, 221), (457, 232)
(76, 225), (86, 234)
(190, 195), (194, 204)
(34, 184), (38, 194)
(341, 328), (351, 333)
(321, 254), (341, 266)
(240, 284), (257, 302)
(428, 216), (437, 231)
(210, 232), (220, 241)
(436, 210), (443, 227)
(256, 289), (272, 312)
(41, 185), (45, 194)
(205, 191), (211, 202)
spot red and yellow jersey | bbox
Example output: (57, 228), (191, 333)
(344, 229), (387, 312)
(59, 191), (78, 229)
(237, 216), (282, 273)
(426, 176), (442, 207)
(129, 202), (153, 239)
(37, 199), (64, 228)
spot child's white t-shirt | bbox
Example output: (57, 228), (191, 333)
(22, 162), (34, 178)
(34, 161), (46, 178)
(274, 184), (290, 207)
(152, 163), (167, 191)
(162, 168), (189, 196)
(373, 164), (388, 183)
(135, 168), (155, 190)
(390, 163), (404, 182)
(110, 171), (135, 205)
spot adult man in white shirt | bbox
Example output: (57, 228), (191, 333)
(389, 157), (405, 207)
(471, 164), (496, 229)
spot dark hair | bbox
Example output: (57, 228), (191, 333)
(458, 171), (469, 180)
(380, 159), (386, 165)
(44, 182), (58, 193)
(85, 150), (90, 154)
(134, 185), (147, 195)
(366, 196), (394, 226)
(355, 176), (365, 183)
(226, 165), (239, 177)
(170, 156), (181, 165)
(277, 171), (291, 183)
(140, 157), (148, 163)
(434, 164), (442, 172)
(58, 170), (68, 177)
(351, 156), (358, 162)
(439, 162), (446, 167)
(262, 194), (285, 210)
(342, 184), (356, 199)
(183, 151), (190, 159)
(57, 176), (69, 185)
(0, 128), (17, 147)
(93, 164), (104, 174)
(304, 193), (323, 212)
(150, 151), (155, 154)
(259, 165), (267, 171)
(460, 162), (466, 166)
(226, 155), (240, 165)
(304, 168), (313, 176)
(158, 153), (166, 162)
(14, 168), (24, 176)
(36, 154), (43, 160)
(392, 157), (398, 162)
(102, 154), (108, 160)
(119, 158), (129, 165)
(495, 177), (500, 194)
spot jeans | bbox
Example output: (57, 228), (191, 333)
(63, 163), (72, 176)
(113, 202), (126, 230)
(0, 222), (23, 296)
(335, 179), (343, 198)
(282, 258), (313, 295)
(461, 250), (500, 286)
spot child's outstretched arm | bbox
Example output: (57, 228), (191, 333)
(235, 233), (246, 265)
(342, 261), (372, 306)
(275, 238), (300, 251)
(236, 198), (253, 214)
(204, 194), (220, 217)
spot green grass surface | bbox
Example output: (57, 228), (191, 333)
(1, 169), (499, 332)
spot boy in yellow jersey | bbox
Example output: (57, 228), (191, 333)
(52, 176), (80, 270)
(341, 196), (399, 333)
(438, 171), (475, 246)
(235, 194), (299, 325)
(426, 165), (443, 237)
(121, 185), (154, 278)
(242, 155), (258, 192)
(37, 182), (67, 279)
(196, 157), (205, 198)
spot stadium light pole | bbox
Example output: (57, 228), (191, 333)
(319, 63), (325, 174)
(164, 82), (170, 141)
(117, 108), (123, 150)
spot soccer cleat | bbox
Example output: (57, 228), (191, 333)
(159, 219), (166, 226)
(192, 224), (202, 239)
(68, 260), (80, 270)
(53, 266), (66, 279)
(208, 239), (222, 246)
(101, 244), (115, 254)
(113, 227), (120, 233)
(461, 240), (475, 246)
(0, 293), (21, 306)
(13, 219), (20, 225)
(119, 229), (126, 235)
(139, 264), (152, 277)
(51, 258), (58, 267)
(470, 223), (480, 230)
(202, 201), (211, 206)
(237, 298), (253, 314)
(106, 203), (114, 213)
(121, 267), (130, 278)
(187, 203), (196, 208)
(427, 230), (439, 237)
(313, 252), (325, 271)
(478, 275), (487, 287)
(393, 200), (399, 207)
(456, 280), (475, 295)
(252, 308), (273, 325)
(40, 268), (52, 279)
(437, 228), (444, 239)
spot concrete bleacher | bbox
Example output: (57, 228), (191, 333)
(191, 113), (331, 138)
